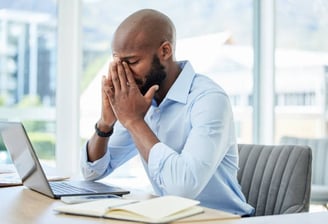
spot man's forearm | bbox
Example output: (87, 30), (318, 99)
(87, 122), (113, 162)
(87, 133), (109, 162)
(126, 120), (159, 162)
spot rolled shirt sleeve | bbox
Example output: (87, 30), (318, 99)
(80, 141), (111, 180)
(80, 121), (138, 181)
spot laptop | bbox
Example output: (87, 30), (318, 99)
(0, 121), (130, 199)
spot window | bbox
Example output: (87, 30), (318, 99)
(0, 1), (57, 165)
(275, 0), (328, 141)
(276, 92), (316, 106)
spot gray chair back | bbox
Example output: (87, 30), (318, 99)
(280, 136), (328, 185)
(237, 144), (312, 216)
(280, 136), (328, 205)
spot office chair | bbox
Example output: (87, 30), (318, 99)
(237, 144), (312, 216)
(280, 136), (328, 208)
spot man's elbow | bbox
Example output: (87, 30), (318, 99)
(81, 166), (102, 181)
(162, 180), (202, 199)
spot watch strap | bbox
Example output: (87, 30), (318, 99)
(95, 122), (113, 137)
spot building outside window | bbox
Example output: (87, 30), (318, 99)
(0, 1), (57, 165)
(275, 0), (328, 141)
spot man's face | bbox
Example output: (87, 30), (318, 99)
(112, 32), (167, 95)
(136, 55), (166, 95)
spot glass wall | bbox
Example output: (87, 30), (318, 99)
(275, 0), (328, 142)
(0, 1), (57, 165)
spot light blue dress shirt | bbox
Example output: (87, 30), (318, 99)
(81, 61), (254, 216)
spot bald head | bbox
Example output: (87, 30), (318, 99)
(112, 9), (176, 54)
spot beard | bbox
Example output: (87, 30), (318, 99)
(136, 55), (167, 95)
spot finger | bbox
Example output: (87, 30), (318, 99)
(106, 61), (111, 78)
(144, 85), (159, 102)
(122, 61), (137, 88)
(117, 61), (128, 92)
(101, 75), (106, 98)
(103, 75), (114, 97)
(106, 64), (115, 94)
(110, 62), (120, 92)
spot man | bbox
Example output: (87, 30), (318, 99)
(81, 9), (254, 216)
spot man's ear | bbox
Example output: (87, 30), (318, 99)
(158, 41), (172, 60)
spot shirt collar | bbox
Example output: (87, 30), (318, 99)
(165, 60), (195, 105)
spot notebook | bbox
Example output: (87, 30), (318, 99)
(54, 195), (210, 223)
(0, 121), (129, 199)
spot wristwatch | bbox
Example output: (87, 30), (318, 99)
(95, 122), (113, 137)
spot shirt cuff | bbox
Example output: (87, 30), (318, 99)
(80, 141), (111, 180)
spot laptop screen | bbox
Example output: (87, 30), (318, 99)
(0, 121), (130, 199)
(0, 121), (55, 197)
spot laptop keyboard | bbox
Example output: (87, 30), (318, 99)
(49, 181), (93, 194)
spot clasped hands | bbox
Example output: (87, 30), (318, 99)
(101, 61), (158, 130)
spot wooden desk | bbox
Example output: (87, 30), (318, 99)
(1, 186), (328, 224)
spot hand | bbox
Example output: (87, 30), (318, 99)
(105, 61), (158, 129)
(99, 63), (117, 130)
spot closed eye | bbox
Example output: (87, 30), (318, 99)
(125, 60), (138, 65)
